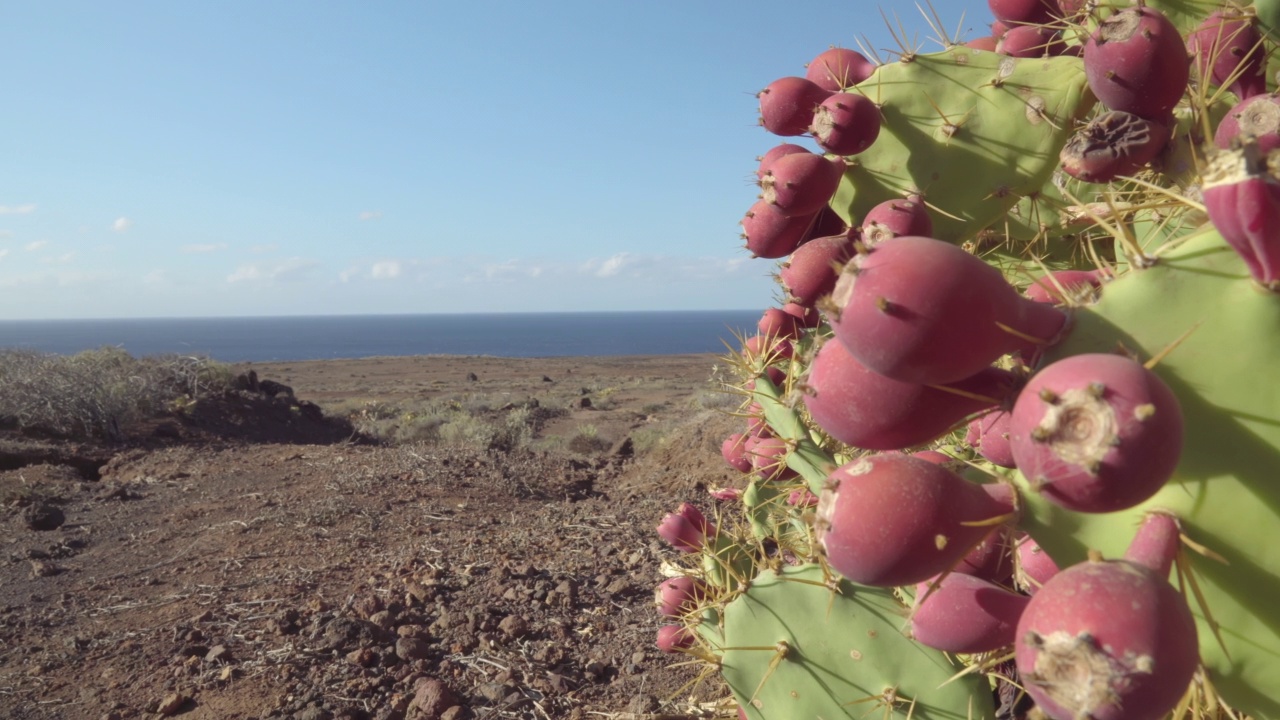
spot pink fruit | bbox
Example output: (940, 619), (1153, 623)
(656, 624), (695, 653)
(1202, 143), (1280, 289)
(1123, 511), (1182, 579)
(910, 573), (1028, 654)
(1009, 353), (1184, 513)
(780, 233), (855, 307)
(803, 338), (1017, 450)
(759, 152), (846, 218)
(997, 25), (1066, 58)
(656, 576), (705, 618)
(781, 301), (821, 328)
(826, 236), (1068, 384)
(757, 307), (802, 341)
(755, 143), (809, 180)
(1015, 534), (1060, 594)
(966, 410), (1016, 468)
(1187, 9), (1266, 101)
(721, 433), (752, 473)
(787, 488), (819, 507)
(956, 522), (1015, 583)
(966, 35), (1000, 52)
(1214, 94), (1280, 153)
(1060, 110), (1173, 184)
(988, 0), (1056, 25)
(860, 195), (932, 246)
(1024, 269), (1105, 305)
(800, 206), (851, 244)
(805, 47), (876, 92)
(811, 92), (881, 156)
(1083, 7), (1189, 120)
(740, 200), (816, 259)
(657, 503), (716, 553)
(708, 486), (743, 502)
(910, 450), (954, 465)
(748, 435), (797, 481)
(1015, 557), (1199, 720)
(815, 454), (1017, 587)
(758, 76), (831, 137)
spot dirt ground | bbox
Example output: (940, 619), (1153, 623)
(0, 354), (748, 720)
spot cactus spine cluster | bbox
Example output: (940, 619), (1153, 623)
(650, 1), (1280, 719)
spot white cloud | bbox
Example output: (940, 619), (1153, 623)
(0, 230), (13, 239)
(595, 252), (631, 278)
(226, 257), (319, 284)
(113, 217), (133, 232)
(183, 243), (228, 254)
(370, 260), (401, 279)
(0, 204), (36, 215)
(358, 210), (383, 221)
(25, 240), (47, 252)
(42, 252), (76, 265)
(250, 243), (278, 254)
(143, 269), (169, 285)
(0, 248), (8, 261)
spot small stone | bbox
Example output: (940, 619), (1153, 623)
(396, 637), (430, 661)
(497, 614), (529, 639)
(411, 677), (460, 719)
(23, 502), (65, 532)
(439, 707), (467, 720)
(156, 692), (187, 716)
(204, 644), (231, 662)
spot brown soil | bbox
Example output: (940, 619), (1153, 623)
(0, 354), (747, 720)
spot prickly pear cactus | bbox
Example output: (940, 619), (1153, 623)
(648, 3), (1280, 720)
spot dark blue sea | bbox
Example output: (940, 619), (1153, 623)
(0, 311), (761, 363)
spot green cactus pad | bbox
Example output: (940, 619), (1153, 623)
(832, 49), (1092, 242)
(721, 564), (995, 720)
(1011, 227), (1280, 717)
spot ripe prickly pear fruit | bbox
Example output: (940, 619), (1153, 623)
(1014, 556), (1199, 720)
(656, 576), (706, 618)
(1059, 110), (1173, 183)
(957, 522), (1015, 583)
(1214, 94), (1280, 153)
(988, 0), (1056, 25)
(657, 503), (717, 553)
(997, 25), (1066, 58)
(757, 76), (831, 136)
(805, 47), (875, 92)
(757, 307), (802, 341)
(1009, 353), (1184, 513)
(967, 410), (1016, 468)
(1187, 9), (1266, 101)
(779, 233), (855, 307)
(910, 572), (1028, 654)
(656, 624), (695, 653)
(781, 301), (821, 328)
(759, 152), (846, 218)
(740, 200), (815, 259)
(826, 236), (1068, 385)
(1015, 533), (1060, 594)
(1202, 143), (1280, 290)
(721, 433), (752, 473)
(966, 34), (1000, 52)
(803, 337), (1016, 450)
(1083, 6), (1188, 120)
(748, 435), (797, 481)
(811, 92), (881, 156)
(755, 143), (809, 180)
(1123, 511), (1182, 579)
(1024, 269), (1104, 305)
(815, 454), (1017, 587)
(860, 195), (932, 246)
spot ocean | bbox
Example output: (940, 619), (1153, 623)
(0, 311), (762, 363)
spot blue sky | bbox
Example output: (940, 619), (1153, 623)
(0, 1), (993, 319)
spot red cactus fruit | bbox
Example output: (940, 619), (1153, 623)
(657, 503), (716, 553)
(800, 206), (851, 244)
(1060, 110), (1173, 183)
(757, 307), (802, 341)
(966, 34), (1000, 52)
(1202, 143), (1280, 289)
(997, 25), (1066, 58)
(707, 486), (743, 502)
(755, 143), (809, 180)
(1083, 6), (1189, 120)
(1015, 556), (1199, 720)
(1025, 269), (1105, 305)
(721, 433), (753, 473)
(748, 435), (797, 481)
(743, 402), (769, 438)
(656, 624), (696, 653)
(956, 522), (1016, 583)
(779, 233), (855, 307)
(811, 92), (882, 156)
(1187, 9), (1266, 101)
(1015, 533), (1060, 594)
(1009, 353), (1184, 513)
(910, 572), (1029, 654)
(1055, 0), (1087, 19)
(988, 0), (1056, 25)
(826, 236), (1068, 385)
(815, 454), (1017, 587)
(802, 338), (1016, 450)
(740, 200), (816, 259)
(1123, 511), (1182, 579)
(967, 410), (1016, 468)
(656, 576), (706, 618)
(787, 488), (820, 507)
(805, 47), (876, 92)
(757, 76), (831, 136)
(759, 152), (846, 218)
(1214, 94), (1280, 153)
(860, 195), (932, 246)
(911, 449), (954, 465)
(781, 301), (822, 328)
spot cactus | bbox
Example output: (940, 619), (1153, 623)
(650, 3), (1280, 718)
